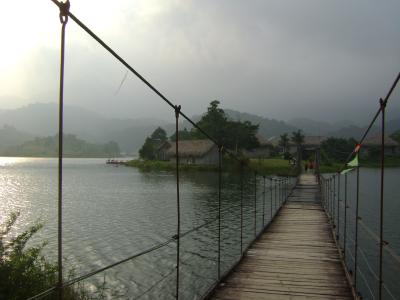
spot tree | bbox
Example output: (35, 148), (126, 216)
(169, 128), (195, 141)
(291, 130), (305, 146)
(321, 137), (356, 162)
(291, 130), (305, 173)
(193, 100), (259, 150)
(139, 127), (167, 160)
(225, 120), (259, 151)
(139, 137), (156, 160)
(150, 127), (167, 143)
(194, 100), (228, 144)
(279, 133), (289, 154)
(0, 212), (88, 299)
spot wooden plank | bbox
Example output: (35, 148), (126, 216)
(210, 174), (353, 300)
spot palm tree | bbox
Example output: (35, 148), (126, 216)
(279, 133), (289, 154)
(291, 130), (305, 146)
(291, 130), (305, 173)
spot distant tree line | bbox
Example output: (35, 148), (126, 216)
(2, 134), (121, 157)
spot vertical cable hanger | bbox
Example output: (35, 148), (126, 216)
(57, 1), (70, 299)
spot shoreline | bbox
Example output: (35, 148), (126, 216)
(125, 158), (400, 175)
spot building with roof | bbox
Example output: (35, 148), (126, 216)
(268, 135), (327, 154)
(361, 135), (399, 157)
(157, 139), (219, 165)
(243, 134), (273, 158)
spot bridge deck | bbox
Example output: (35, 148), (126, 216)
(211, 174), (353, 300)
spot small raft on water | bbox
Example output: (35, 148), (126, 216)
(106, 159), (127, 165)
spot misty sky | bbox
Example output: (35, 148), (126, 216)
(0, 0), (399, 124)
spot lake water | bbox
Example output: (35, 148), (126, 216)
(322, 168), (400, 300)
(0, 157), (398, 299)
(0, 157), (294, 299)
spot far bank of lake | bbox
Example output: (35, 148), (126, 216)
(126, 157), (400, 175)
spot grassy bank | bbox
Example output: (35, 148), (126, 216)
(126, 158), (297, 176)
(319, 157), (400, 173)
(127, 157), (400, 176)
(125, 159), (219, 172)
(248, 158), (296, 176)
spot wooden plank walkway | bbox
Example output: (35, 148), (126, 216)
(211, 174), (353, 300)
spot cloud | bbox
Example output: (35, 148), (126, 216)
(1, 0), (399, 124)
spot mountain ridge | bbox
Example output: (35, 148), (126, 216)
(1, 103), (398, 153)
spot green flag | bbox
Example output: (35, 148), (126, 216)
(340, 168), (354, 175)
(347, 153), (359, 168)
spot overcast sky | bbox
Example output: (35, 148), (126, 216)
(0, 0), (399, 124)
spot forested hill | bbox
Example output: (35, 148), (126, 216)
(1, 134), (121, 158)
(224, 109), (297, 137)
(181, 109), (297, 137)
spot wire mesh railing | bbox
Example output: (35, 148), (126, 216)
(25, 1), (299, 299)
(319, 72), (400, 300)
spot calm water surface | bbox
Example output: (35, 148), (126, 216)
(1, 158), (398, 299)
(0, 157), (288, 299)
(323, 168), (400, 300)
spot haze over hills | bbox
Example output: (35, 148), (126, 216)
(225, 110), (298, 138)
(287, 118), (357, 136)
(180, 109), (298, 138)
(0, 103), (173, 153)
(288, 117), (400, 139)
(0, 103), (399, 155)
(0, 125), (35, 153)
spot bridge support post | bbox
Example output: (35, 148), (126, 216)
(270, 178), (273, 220)
(240, 163), (244, 255)
(354, 166), (360, 290)
(262, 175), (266, 228)
(337, 174), (340, 240)
(378, 98), (386, 300)
(254, 172), (257, 237)
(217, 145), (223, 281)
(174, 105), (182, 300)
(344, 174), (348, 261)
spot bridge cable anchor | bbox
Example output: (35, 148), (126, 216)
(59, 0), (70, 24)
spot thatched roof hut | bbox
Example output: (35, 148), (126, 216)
(157, 140), (219, 165)
(165, 140), (216, 158)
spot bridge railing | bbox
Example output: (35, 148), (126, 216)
(26, 1), (298, 299)
(320, 73), (400, 300)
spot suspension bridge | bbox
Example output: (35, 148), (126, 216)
(24, 1), (400, 299)
(211, 174), (353, 300)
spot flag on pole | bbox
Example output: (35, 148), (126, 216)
(340, 152), (359, 174)
(340, 168), (354, 175)
(347, 153), (359, 167)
